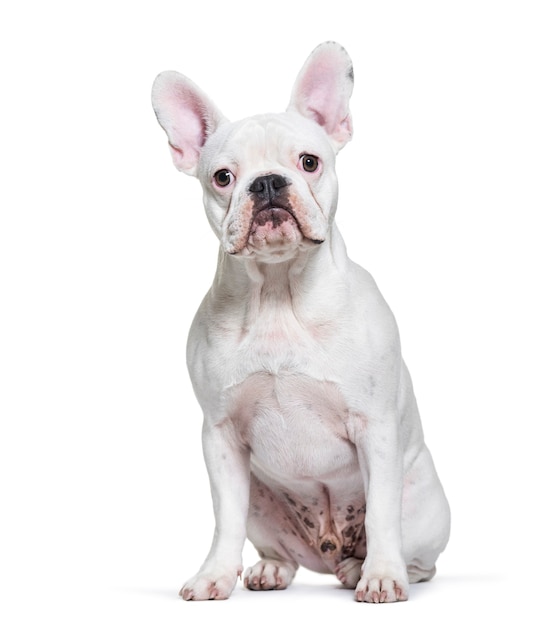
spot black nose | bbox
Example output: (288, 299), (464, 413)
(249, 174), (289, 201)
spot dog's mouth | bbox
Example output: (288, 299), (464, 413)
(252, 206), (299, 230)
(229, 204), (325, 257)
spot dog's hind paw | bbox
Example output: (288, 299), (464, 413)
(335, 557), (363, 588)
(244, 559), (297, 591)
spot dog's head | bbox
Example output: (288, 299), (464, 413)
(152, 42), (354, 262)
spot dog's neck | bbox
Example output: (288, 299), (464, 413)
(210, 222), (349, 323)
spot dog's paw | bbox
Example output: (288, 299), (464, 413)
(335, 557), (363, 589)
(354, 562), (409, 603)
(179, 566), (241, 601)
(244, 559), (296, 591)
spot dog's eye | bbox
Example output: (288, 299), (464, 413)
(214, 169), (234, 187)
(300, 154), (319, 173)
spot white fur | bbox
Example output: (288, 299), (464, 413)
(152, 41), (450, 603)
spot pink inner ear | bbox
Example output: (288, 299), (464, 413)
(167, 100), (207, 169)
(168, 142), (184, 166)
(299, 70), (336, 129)
(153, 71), (225, 174)
(293, 51), (352, 144)
(181, 92), (211, 144)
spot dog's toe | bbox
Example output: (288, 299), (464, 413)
(335, 557), (363, 588)
(244, 559), (296, 591)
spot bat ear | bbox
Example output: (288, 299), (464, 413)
(287, 41), (354, 152)
(151, 71), (227, 176)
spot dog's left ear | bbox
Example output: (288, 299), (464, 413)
(287, 42), (354, 152)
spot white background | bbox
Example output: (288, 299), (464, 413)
(1, 1), (555, 623)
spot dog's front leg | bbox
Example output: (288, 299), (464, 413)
(179, 418), (250, 601)
(354, 410), (409, 603)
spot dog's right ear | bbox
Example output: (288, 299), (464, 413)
(151, 71), (227, 176)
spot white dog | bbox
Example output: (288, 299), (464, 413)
(152, 42), (450, 603)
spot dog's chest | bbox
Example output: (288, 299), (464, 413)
(228, 369), (357, 480)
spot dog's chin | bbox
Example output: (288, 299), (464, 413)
(247, 208), (304, 261)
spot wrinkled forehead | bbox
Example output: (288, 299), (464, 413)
(199, 112), (334, 176)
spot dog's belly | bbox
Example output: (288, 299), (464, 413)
(230, 371), (367, 571)
(249, 470), (367, 572)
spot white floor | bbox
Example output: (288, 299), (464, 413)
(42, 567), (532, 626)
(5, 534), (545, 626)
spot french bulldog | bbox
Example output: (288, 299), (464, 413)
(151, 41), (450, 603)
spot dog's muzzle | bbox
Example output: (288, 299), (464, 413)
(224, 173), (325, 255)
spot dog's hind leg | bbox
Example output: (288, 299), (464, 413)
(244, 476), (301, 591)
(244, 518), (299, 591)
(407, 561), (437, 583)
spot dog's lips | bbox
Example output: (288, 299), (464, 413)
(250, 207), (325, 246)
(242, 205), (304, 254)
(251, 206), (299, 231)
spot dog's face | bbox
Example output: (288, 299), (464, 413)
(152, 42), (354, 262)
(197, 112), (338, 260)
